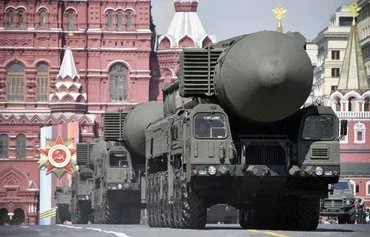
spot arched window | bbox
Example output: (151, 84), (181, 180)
(348, 97), (358, 111)
(0, 135), (9, 159)
(335, 98), (341, 111)
(16, 134), (26, 159)
(39, 9), (48, 27)
(354, 122), (366, 144)
(36, 63), (49, 101)
(364, 97), (370, 111)
(117, 12), (124, 31)
(6, 9), (14, 28)
(106, 11), (114, 29)
(126, 11), (133, 31)
(66, 10), (76, 31)
(11, 208), (25, 225)
(109, 63), (128, 101)
(0, 208), (10, 225)
(17, 10), (25, 28)
(7, 63), (25, 101)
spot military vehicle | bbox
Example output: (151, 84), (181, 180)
(55, 186), (72, 224)
(69, 164), (94, 224)
(72, 104), (164, 224)
(320, 178), (358, 224)
(141, 31), (346, 230)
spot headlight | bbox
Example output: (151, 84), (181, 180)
(345, 200), (352, 205)
(208, 166), (217, 175)
(123, 183), (130, 189)
(314, 166), (324, 176)
(118, 184), (123, 190)
(86, 195), (89, 200)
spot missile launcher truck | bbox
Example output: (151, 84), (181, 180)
(71, 103), (164, 224)
(69, 151), (94, 224)
(55, 186), (72, 224)
(142, 31), (347, 230)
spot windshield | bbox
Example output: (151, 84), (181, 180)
(194, 113), (227, 139)
(109, 152), (128, 168)
(333, 182), (350, 190)
(80, 172), (92, 181)
(302, 115), (335, 140)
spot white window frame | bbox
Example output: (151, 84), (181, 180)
(349, 180), (356, 195)
(354, 122), (366, 144)
(366, 181), (370, 196)
(339, 120), (348, 144)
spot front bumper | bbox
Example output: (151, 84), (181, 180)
(107, 182), (140, 191)
(320, 206), (355, 216)
(190, 164), (340, 178)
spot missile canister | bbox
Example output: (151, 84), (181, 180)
(123, 101), (164, 164)
(214, 31), (313, 123)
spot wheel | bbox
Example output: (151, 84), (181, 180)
(122, 208), (141, 224)
(348, 212), (356, 224)
(180, 183), (207, 229)
(147, 174), (155, 227)
(103, 195), (121, 224)
(56, 208), (62, 224)
(72, 201), (89, 224)
(163, 172), (176, 227)
(338, 215), (347, 224)
(239, 207), (255, 229)
(166, 204), (176, 227)
(292, 198), (320, 230)
(173, 169), (184, 228)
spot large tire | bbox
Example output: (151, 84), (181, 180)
(122, 208), (141, 224)
(239, 207), (255, 229)
(292, 198), (320, 230)
(163, 172), (176, 227)
(180, 183), (207, 229)
(173, 170), (184, 228)
(348, 211), (356, 224)
(104, 196), (121, 224)
(147, 174), (155, 227)
(56, 209), (62, 224)
(72, 202), (89, 224)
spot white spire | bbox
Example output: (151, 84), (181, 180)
(58, 48), (79, 80)
(159, 0), (215, 48)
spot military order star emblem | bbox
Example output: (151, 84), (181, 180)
(38, 136), (77, 178)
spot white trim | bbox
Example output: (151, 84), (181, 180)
(35, 6), (50, 13)
(354, 122), (366, 144)
(106, 60), (132, 72)
(16, 6), (28, 12)
(64, 7), (77, 14)
(4, 6), (16, 11)
(349, 180), (356, 195)
(33, 59), (52, 67)
(366, 181), (370, 196)
(104, 8), (115, 13)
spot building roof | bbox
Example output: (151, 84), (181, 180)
(158, 0), (215, 48)
(337, 25), (369, 91)
(58, 48), (79, 80)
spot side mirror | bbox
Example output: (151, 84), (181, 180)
(340, 120), (348, 136)
(356, 184), (359, 193)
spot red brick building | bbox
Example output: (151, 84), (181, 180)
(153, 0), (214, 100)
(0, 0), (214, 225)
(0, 0), (154, 225)
(330, 21), (370, 207)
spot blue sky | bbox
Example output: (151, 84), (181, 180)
(151, 0), (355, 41)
